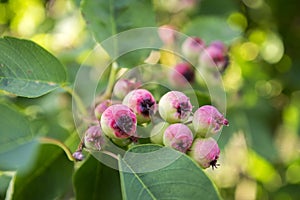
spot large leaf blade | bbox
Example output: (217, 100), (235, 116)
(12, 143), (74, 200)
(0, 104), (39, 172)
(119, 145), (221, 200)
(81, 0), (156, 43)
(73, 155), (122, 200)
(0, 37), (67, 97)
(182, 16), (242, 44)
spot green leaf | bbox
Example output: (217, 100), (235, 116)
(73, 156), (122, 200)
(0, 104), (39, 172)
(12, 143), (74, 200)
(119, 144), (221, 200)
(182, 16), (242, 44)
(197, 0), (238, 16)
(0, 37), (67, 98)
(81, 0), (156, 43)
(0, 173), (12, 200)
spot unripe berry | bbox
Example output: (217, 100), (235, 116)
(101, 104), (137, 139)
(158, 25), (177, 45)
(113, 79), (139, 99)
(94, 100), (112, 120)
(150, 122), (169, 145)
(199, 41), (229, 72)
(169, 62), (195, 88)
(181, 37), (205, 62)
(159, 91), (192, 123)
(163, 123), (194, 153)
(84, 125), (106, 151)
(189, 137), (220, 169)
(192, 105), (228, 138)
(72, 151), (84, 161)
(111, 137), (132, 147)
(122, 89), (157, 124)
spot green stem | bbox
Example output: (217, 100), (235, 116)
(39, 137), (75, 162)
(63, 85), (88, 116)
(98, 62), (118, 102)
(102, 150), (119, 160)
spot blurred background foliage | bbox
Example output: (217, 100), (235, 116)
(0, 0), (300, 199)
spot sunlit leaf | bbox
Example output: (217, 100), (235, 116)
(81, 0), (155, 43)
(0, 37), (67, 98)
(119, 144), (221, 200)
(182, 16), (242, 44)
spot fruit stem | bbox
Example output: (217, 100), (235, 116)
(63, 85), (88, 116)
(98, 62), (118, 101)
(102, 150), (119, 160)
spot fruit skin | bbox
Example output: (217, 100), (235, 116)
(94, 100), (112, 120)
(150, 122), (170, 145)
(84, 125), (107, 151)
(72, 151), (84, 161)
(158, 91), (192, 123)
(199, 41), (229, 72)
(181, 36), (205, 63)
(101, 104), (137, 139)
(163, 123), (194, 153)
(169, 62), (195, 88)
(188, 137), (220, 169)
(158, 25), (177, 45)
(122, 89), (157, 124)
(111, 137), (132, 147)
(113, 79), (139, 99)
(192, 105), (229, 138)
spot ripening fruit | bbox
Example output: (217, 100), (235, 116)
(163, 123), (194, 153)
(192, 105), (228, 138)
(94, 100), (112, 120)
(158, 91), (192, 123)
(84, 125), (107, 151)
(199, 41), (229, 72)
(101, 104), (137, 139)
(111, 137), (132, 147)
(113, 79), (139, 99)
(188, 137), (220, 169)
(169, 62), (195, 88)
(158, 25), (177, 45)
(123, 89), (157, 124)
(181, 36), (205, 63)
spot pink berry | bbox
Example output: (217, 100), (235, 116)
(72, 151), (84, 161)
(189, 137), (220, 169)
(199, 41), (229, 72)
(122, 89), (157, 124)
(169, 62), (195, 87)
(84, 125), (107, 151)
(94, 100), (112, 120)
(163, 123), (194, 153)
(113, 79), (140, 99)
(158, 25), (177, 45)
(159, 91), (192, 123)
(192, 105), (228, 138)
(100, 104), (137, 139)
(181, 37), (205, 62)
(210, 40), (227, 53)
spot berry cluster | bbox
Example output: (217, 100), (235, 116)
(159, 26), (230, 88)
(74, 84), (228, 170)
(73, 28), (230, 170)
